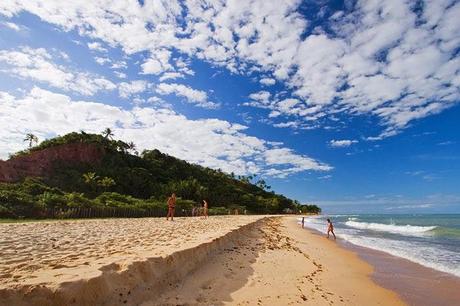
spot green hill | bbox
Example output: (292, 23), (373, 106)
(0, 132), (321, 218)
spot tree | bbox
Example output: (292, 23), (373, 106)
(98, 177), (116, 190)
(127, 142), (138, 155)
(256, 179), (271, 191)
(127, 142), (136, 151)
(102, 128), (114, 139)
(82, 172), (99, 192)
(24, 133), (38, 148)
(83, 172), (99, 184)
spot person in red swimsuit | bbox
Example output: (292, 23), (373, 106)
(327, 218), (336, 240)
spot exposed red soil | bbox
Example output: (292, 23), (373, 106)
(0, 143), (105, 183)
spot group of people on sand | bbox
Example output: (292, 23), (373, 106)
(166, 193), (208, 221)
(301, 216), (336, 240)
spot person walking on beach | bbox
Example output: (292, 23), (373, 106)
(166, 193), (176, 221)
(202, 200), (208, 218)
(327, 218), (336, 240)
(301, 217), (305, 228)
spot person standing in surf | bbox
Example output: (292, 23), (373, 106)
(166, 193), (176, 221)
(327, 218), (336, 240)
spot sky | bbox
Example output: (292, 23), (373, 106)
(0, 0), (459, 213)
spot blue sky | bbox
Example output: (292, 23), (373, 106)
(0, 1), (459, 213)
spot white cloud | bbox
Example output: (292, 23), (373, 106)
(141, 49), (173, 75)
(118, 80), (149, 98)
(249, 91), (271, 103)
(329, 139), (358, 148)
(0, 1), (458, 138)
(438, 141), (455, 146)
(0, 46), (115, 95)
(146, 96), (164, 104)
(159, 72), (184, 81)
(264, 148), (332, 178)
(390, 204), (433, 210)
(156, 83), (218, 109)
(0, 87), (330, 178)
(260, 77), (276, 86)
(114, 71), (127, 79)
(87, 42), (107, 52)
(2, 21), (20, 31)
(94, 56), (110, 65)
(245, 92), (323, 122)
(111, 61), (127, 69)
(405, 170), (439, 181)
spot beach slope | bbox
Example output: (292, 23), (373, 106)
(148, 216), (404, 305)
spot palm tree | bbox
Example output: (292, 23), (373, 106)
(127, 141), (136, 152)
(101, 128), (114, 139)
(127, 141), (139, 155)
(98, 177), (116, 190)
(83, 172), (99, 183)
(24, 133), (38, 148)
(82, 172), (99, 192)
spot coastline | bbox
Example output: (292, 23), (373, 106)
(1, 215), (405, 305)
(348, 242), (460, 306)
(301, 218), (460, 306)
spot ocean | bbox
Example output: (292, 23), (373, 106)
(299, 214), (460, 278)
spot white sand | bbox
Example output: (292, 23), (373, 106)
(0, 216), (264, 305)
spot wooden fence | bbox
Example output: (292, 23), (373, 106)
(36, 207), (249, 219)
(40, 207), (193, 219)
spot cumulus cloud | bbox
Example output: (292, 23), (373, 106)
(0, 46), (115, 95)
(118, 80), (149, 99)
(260, 77), (276, 86)
(111, 61), (127, 69)
(141, 49), (173, 75)
(94, 56), (110, 65)
(156, 83), (218, 109)
(329, 139), (358, 148)
(0, 87), (330, 178)
(244, 93), (323, 122)
(87, 42), (107, 52)
(0, 1), (458, 138)
(264, 148), (332, 178)
(159, 72), (184, 81)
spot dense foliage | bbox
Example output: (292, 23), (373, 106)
(1, 132), (321, 218)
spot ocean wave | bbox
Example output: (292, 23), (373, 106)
(339, 234), (460, 278)
(345, 221), (437, 236)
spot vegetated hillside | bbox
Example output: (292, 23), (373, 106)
(0, 132), (321, 218)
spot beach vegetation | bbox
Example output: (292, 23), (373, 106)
(0, 132), (319, 218)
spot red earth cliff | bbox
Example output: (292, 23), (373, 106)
(0, 143), (105, 183)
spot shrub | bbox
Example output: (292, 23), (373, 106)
(208, 206), (229, 215)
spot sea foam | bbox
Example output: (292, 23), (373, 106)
(339, 234), (460, 278)
(345, 221), (437, 236)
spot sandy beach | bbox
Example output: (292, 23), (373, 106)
(1, 216), (404, 305)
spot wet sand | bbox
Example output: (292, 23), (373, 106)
(348, 243), (460, 306)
